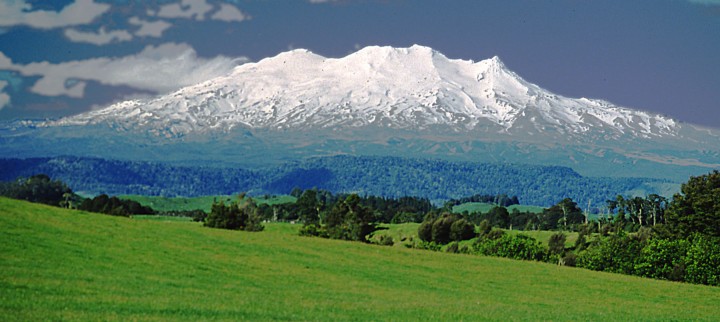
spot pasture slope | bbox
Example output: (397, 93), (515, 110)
(2, 197), (719, 321)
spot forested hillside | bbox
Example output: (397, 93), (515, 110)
(0, 156), (674, 206)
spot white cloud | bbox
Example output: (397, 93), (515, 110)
(0, 43), (248, 98)
(0, 80), (10, 110)
(0, 52), (12, 68)
(211, 3), (250, 22)
(129, 17), (172, 38)
(157, 0), (214, 21)
(0, 0), (110, 29)
(210, 3), (250, 22)
(64, 27), (133, 45)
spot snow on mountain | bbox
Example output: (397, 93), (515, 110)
(47, 45), (679, 139)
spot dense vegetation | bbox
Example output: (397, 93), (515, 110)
(4, 197), (720, 320)
(0, 174), (75, 206)
(426, 172), (720, 286)
(78, 194), (155, 217)
(0, 174), (157, 217)
(0, 155), (672, 206)
(204, 193), (264, 231)
(445, 193), (519, 207)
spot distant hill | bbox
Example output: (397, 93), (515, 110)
(0, 155), (677, 206)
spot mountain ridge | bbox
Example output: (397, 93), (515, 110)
(42, 45), (681, 140)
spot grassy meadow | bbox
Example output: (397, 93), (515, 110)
(120, 194), (296, 212)
(2, 197), (720, 320)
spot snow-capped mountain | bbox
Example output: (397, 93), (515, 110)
(3, 45), (719, 182)
(47, 45), (678, 140)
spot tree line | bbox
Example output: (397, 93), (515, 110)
(404, 171), (720, 286)
(0, 174), (188, 218)
(1, 155), (669, 207)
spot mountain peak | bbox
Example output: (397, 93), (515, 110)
(348, 44), (442, 62)
(487, 55), (505, 67)
(45, 45), (680, 140)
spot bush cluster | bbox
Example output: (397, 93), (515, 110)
(79, 194), (154, 217)
(418, 213), (476, 244)
(204, 194), (264, 231)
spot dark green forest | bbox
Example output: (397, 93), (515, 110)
(0, 155), (671, 206)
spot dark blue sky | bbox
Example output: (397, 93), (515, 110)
(1, 0), (719, 128)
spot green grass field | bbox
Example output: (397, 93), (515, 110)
(372, 223), (579, 248)
(452, 202), (545, 214)
(2, 197), (720, 320)
(120, 194), (296, 212)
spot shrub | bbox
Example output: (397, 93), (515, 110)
(562, 253), (577, 267)
(548, 232), (566, 257)
(418, 220), (433, 242)
(431, 214), (454, 244)
(299, 223), (324, 237)
(418, 213), (476, 244)
(391, 212), (423, 224)
(446, 242), (459, 253)
(484, 228), (506, 241)
(477, 219), (492, 238)
(79, 194), (154, 217)
(634, 238), (689, 281)
(475, 233), (547, 261)
(375, 234), (395, 247)
(684, 235), (720, 286)
(450, 218), (476, 241)
(576, 233), (644, 275)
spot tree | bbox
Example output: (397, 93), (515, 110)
(297, 189), (321, 225)
(418, 212), (476, 244)
(418, 220), (434, 242)
(548, 233), (566, 258)
(646, 194), (667, 226)
(540, 198), (583, 230)
(78, 194), (154, 217)
(431, 213), (456, 244)
(324, 194), (378, 242)
(666, 170), (720, 238)
(634, 238), (689, 281)
(627, 196), (649, 226)
(487, 206), (510, 229)
(0, 174), (74, 206)
(576, 233), (645, 275)
(450, 218), (476, 242)
(204, 194), (264, 231)
(684, 234), (720, 286)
